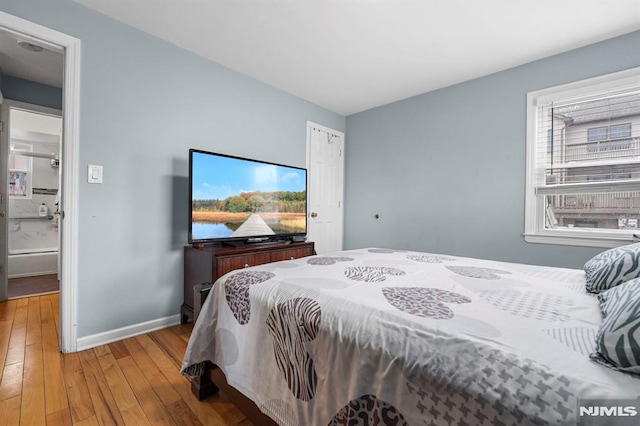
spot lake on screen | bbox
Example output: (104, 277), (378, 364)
(192, 222), (233, 239)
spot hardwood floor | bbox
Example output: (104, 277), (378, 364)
(0, 294), (252, 425)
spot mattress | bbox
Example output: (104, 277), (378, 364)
(181, 248), (640, 425)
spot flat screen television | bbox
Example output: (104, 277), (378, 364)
(188, 149), (307, 245)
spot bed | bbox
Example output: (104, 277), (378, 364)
(181, 247), (640, 425)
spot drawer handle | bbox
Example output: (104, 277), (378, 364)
(244, 263), (250, 268)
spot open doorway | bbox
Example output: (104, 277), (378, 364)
(0, 21), (63, 303)
(5, 105), (62, 299)
(0, 11), (81, 353)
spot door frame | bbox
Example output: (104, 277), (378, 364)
(0, 12), (81, 353)
(305, 121), (345, 253)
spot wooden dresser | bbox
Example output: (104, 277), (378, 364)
(182, 241), (315, 323)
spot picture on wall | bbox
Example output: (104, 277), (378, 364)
(9, 171), (28, 196)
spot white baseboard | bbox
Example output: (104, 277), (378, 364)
(76, 314), (181, 351)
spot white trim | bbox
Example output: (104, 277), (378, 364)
(0, 12), (82, 353)
(61, 30), (81, 354)
(524, 89), (541, 239)
(532, 66), (640, 105)
(523, 233), (630, 248)
(76, 315), (181, 351)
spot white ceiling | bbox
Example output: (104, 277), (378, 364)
(0, 30), (63, 88)
(10, 1), (640, 116)
(71, 0), (640, 115)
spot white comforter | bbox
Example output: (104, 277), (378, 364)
(181, 248), (640, 425)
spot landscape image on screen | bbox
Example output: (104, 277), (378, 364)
(191, 152), (307, 241)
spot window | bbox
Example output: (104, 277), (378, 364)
(525, 67), (640, 247)
(587, 123), (632, 152)
(588, 126), (608, 142)
(611, 123), (632, 139)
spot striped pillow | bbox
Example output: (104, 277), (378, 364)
(584, 243), (640, 293)
(590, 278), (640, 374)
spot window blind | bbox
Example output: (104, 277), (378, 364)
(535, 86), (640, 196)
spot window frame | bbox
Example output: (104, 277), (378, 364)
(524, 66), (640, 248)
(610, 123), (632, 140)
(587, 123), (633, 152)
(587, 126), (608, 142)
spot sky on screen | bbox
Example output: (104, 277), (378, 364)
(192, 152), (306, 200)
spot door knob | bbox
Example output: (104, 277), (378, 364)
(310, 212), (318, 218)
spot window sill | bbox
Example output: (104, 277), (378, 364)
(523, 232), (633, 248)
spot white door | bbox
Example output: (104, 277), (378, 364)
(306, 122), (344, 254)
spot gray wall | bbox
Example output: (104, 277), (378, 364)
(0, 0), (345, 338)
(345, 31), (640, 269)
(1, 74), (62, 110)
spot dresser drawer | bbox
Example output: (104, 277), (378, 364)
(183, 241), (315, 323)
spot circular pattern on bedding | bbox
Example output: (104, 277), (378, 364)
(224, 270), (275, 325)
(215, 328), (239, 366)
(260, 262), (301, 270)
(445, 266), (511, 279)
(543, 327), (597, 356)
(266, 297), (321, 401)
(364, 259), (415, 268)
(452, 275), (531, 290)
(469, 288), (572, 322)
(345, 266), (406, 282)
(382, 287), (471, 319)
(307, 256), (354, 265)
(407, 254), (456, 263)
(286, 277), (353, 289)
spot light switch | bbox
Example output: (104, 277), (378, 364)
(88, 165), (103, 184)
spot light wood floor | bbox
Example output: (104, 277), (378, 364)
(0, 294), (252, 425)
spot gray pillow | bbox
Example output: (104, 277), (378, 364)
(584, 243), (640, 293)
(590, 277), (640, 374)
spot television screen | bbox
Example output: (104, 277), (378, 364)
(189, 149), (307, 244)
